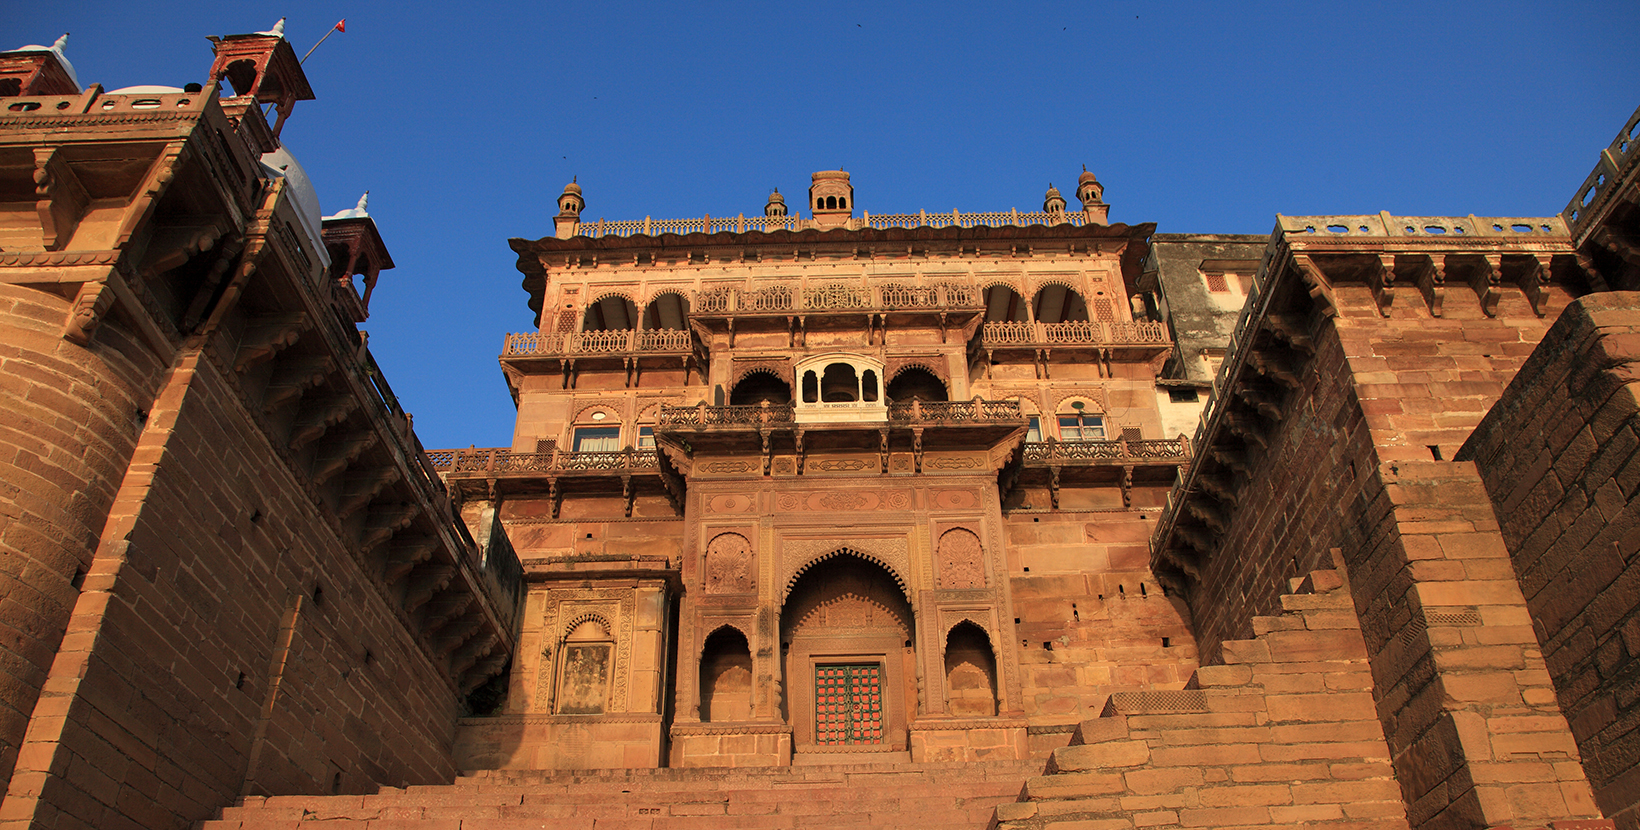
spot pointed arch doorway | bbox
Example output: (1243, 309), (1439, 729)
(780, 550), (916, 756)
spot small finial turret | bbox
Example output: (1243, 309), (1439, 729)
(1043, 183), (1066, 214)
(765, 188), (788, 217)
(260, 18), (287, 38)
(1076, 167), (1108, 224)
(51, 34), (69, 51)
(554, 179), (585, 239)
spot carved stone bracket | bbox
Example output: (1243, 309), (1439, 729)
(1374, 254), (1396, 317)
(1291, 254), (1338, 318)
(1524, 255), (1553, 317)
(235, 311), (309, 372)
(1416, 254), (1447, 318)
(62, 280), (114, 346)
(34, 147), (89, 251)
(1474, 254), (1503, 317)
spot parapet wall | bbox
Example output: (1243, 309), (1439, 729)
(1460, 292), (1640, 830)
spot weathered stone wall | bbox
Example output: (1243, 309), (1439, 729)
(1, 344), (466, 828)
(1460, 292), (1640, 830)
(1004, 507), (1199, 726)
(1181, 278), (1606, 829)
(0, 285), (165, 795)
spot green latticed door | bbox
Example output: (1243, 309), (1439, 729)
(813, 663), (883, 746)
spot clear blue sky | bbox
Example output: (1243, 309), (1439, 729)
(14, 2), (1639, 449)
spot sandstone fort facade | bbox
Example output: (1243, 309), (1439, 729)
(0, 23), (1637, 830)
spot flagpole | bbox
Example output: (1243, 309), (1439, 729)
(301, 20), (345, 64)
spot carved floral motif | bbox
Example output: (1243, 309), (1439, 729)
(704, 532), (755, 594)
(937, 528), (986, 590)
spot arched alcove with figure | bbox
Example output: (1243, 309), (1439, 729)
(885, 367), (949, 402)
(729, 371), (792, 406)
(699, 627), (753, 723)
(780, 552), (915, 753)
(556, 618), (614, 714)
(943, 622), (998, 718)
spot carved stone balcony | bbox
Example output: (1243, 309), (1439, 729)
(975, 320), (1171, 375)
(500, 328), (701, 390)
(431, 446), (683, 517)
(1003, 436), (1192, 511)
(656, 398), (1027, 472)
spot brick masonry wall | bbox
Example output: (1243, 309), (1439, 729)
(0, 346), (463, 829)
(1004, 508), (1199, 725)
(0, 285), (165, 797)
(995, 567), (1414, 830)
(1186, 282), (1608, 829)
(1460, 292), (1640, 830)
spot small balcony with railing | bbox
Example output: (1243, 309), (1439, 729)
(500, 292), (704, 390)
(1001, 434), (1192, 510)
(655, 396), (1027, 473)
(428, 445), (683, 518)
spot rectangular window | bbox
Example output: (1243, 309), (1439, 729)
(1168, 388), (1200, 403)
(637, 426), (655, 449)
(1058, 415), (1106, 442)
(572, 426), (620, 452)
(1026, 417), (1042, 443)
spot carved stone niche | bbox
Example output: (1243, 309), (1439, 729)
(702, 530), (757, 595)
(934, 525), (987, 591)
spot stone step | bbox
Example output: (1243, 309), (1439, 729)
(203, 759), (1039, 830)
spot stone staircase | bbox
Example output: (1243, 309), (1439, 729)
(990, 567), (1413, 830)
(199, 757), (1044, 829)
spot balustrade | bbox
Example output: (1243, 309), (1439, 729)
(502, 328), (692, 358)
(980, 319), (1167, 346)
(1020, 436), (1190, 466)
(437, 447), (661, 476)
(572, 209), (1092, 238)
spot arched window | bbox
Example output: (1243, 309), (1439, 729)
(557, 619), (613, 714)
(582, 294), (638, 331)
(838, 197), (847, 209)
(802, 370), (819, 403)
(1056, 404), (1105, 442)
(944, 623), (998, 717)
(700, 627), (753, 722)
(730, 372), (793, 406)
(861, 370), (878, 402)
(820, 363), (859, 402)
(1031, 284), (1091, 324)
(885, 368), (948, 402)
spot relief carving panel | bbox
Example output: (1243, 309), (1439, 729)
(937, 528), (986, 590)
(704, 532), (756, 594)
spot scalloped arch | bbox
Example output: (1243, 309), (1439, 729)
(571, 402), (624, 424)
(781, 547), (910, 603)
(943, 616), (993, 646)
(1029, 274), (1082, 296)
(560, 612), (614, 642)
(1052, 393), (1105, 414)
(887, 361), (947, 387)
(642, 287), (693, 306)
(976, 277), (1025, 294)
(699, 622), (753, 656)
(587, 287), (637, 304)
(730, 364), (792, 390)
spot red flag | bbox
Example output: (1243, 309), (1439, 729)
(335, 19), (346, 32)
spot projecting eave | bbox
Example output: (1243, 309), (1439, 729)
(509, 221), (1157, 327)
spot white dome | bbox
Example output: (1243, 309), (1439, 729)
(106, 85), (185, 94)
(13, 34), (78, 88)
(259, 145), (332, 275)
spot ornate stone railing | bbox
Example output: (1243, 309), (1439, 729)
(1021, 437), (1190, 465)
(980, 319), (1167, 346)
(658, 403), (796, 428)
(430, 447), (660, 475)
(502, 328), (693, 357)
(694, 282), (981, 315)
(656, 398), (1023, 429)
(1276, 213), (1568, 241)
(886, 398), (1023, 423)
(570, 209), (1094, 239)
